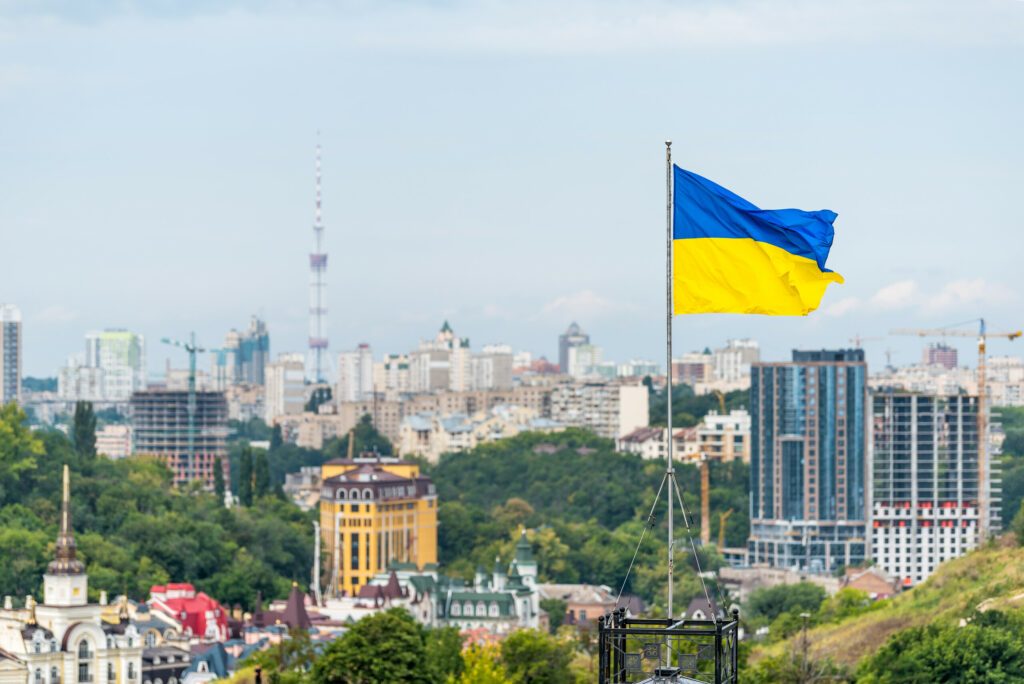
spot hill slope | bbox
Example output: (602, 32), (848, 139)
(752, 539), (1024, 669)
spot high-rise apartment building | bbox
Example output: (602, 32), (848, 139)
(320, 456), (438, 596)
(265, 353), (307, 423)
(550, 381), (649, 439)
(713, 339), (760, 382)
(870, 392), (993, 587)
(338, 344), (375, 402)
(0, 304), (22, 405)
(212, 316), (271, 389)
(59, 329), (146, 402)
(558, 322), (590, 373)
(672, 351), (714, 386)
(472, 345), (514, 390)
(373, 354), (411, 394)
(922, 343), (958, 370)
(748, 349), (868, 573)
(130, 390), (229, 487)
(566, 344), (603, 379)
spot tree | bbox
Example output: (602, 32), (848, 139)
(305, 387), (332, 413)
(239, 446), (254, 506)
(213, 457), (226, 502)
(0, 403), (42, 504)
(254, 450), (270, 498)
(425, 626), (465, 681)
(857, 610), (1024, 683)
(540, 599), (567, 632)
(451, 645), (509, 684)
(747, 583), (827, 623)
(72, 401), (97, 459)
(500, 629), (574, 684)
(271, 424), (283, 450)
(311, 608), (433, 684)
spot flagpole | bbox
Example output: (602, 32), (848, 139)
(665, 140), (675, 620)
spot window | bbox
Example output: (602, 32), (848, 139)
(107, 664), (115, 682)
(34, 669), (42, 684)
(128, 664), (135, 680)
(79, 641), (92, 659)
(145, 632), (156, 648)
(51, 667), (60, 684)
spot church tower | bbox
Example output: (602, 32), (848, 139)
(43, 465), (88, 607)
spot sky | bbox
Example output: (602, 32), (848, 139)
(2, 0), (1023, 378)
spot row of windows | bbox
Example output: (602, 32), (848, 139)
(449, 602), (502, 618)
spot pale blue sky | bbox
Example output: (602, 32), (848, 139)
(3, 0), (1023, 377)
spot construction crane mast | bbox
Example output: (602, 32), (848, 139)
(161, 332), (207, 482)
(892, 319), (1022, 539)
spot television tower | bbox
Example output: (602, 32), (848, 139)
(308, 136), (328, 382)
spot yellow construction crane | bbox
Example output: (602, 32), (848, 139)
(718, 509), (734, 549)
(712, 389), (726, 415)
(891, 319), (1022, 539)
(699, 456), (711, 545)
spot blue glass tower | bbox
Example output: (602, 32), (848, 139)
(748, 349), (868, 573)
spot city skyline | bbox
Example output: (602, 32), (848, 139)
(4, 0), (1023, 377)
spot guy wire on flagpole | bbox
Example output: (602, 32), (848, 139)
(665, 139), (674, 620)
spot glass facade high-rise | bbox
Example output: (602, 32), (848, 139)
(748, 349), (868, 573)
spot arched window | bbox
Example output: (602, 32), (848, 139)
(489, 603), (499, 617)
(78, 640), (91, 659)
(450, 603), (461, 616)
(197, 662), (208, 674)
(476, 602), (486, 617)
(464, 602), (474, 617)
(362, 488), (373, 500)
(145, 632), (156, 648)
(350, 489), (360, 501)
(337, 489), (347, 500)
(34, 669), (42, 684)
(50, 666), (59, 684)
(107, 663), (115, 682)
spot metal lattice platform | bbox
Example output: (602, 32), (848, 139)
(598, 607), (740, 683)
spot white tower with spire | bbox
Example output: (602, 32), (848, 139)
(43, 464), (88, 607)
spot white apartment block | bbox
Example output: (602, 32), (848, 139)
(870, 392), (989, 587)
(373, 354), (411, 394)
(1, 304), (22, 405)
(265, 353), (307, 423)
(472, 345), (514, 390)
(550, 381), (649, 439)
(696, 409), (751, 463)
(566, 344), (603, 379)
(58, 329), (146, 402)
(337, 343), (374, 402)
(713, 339), (760, 383)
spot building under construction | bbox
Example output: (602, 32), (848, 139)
(130, 389), (229, 487)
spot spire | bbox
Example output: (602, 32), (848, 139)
(514, 527), (535, 564)
(48, 465), (84, 575)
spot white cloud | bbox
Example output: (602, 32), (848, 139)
(540, 289), (620, 320)
(31, 305), (78, 324)
(924, 278), (1014, 313)
(869, 280), (919, 311)
(822, 296), (862, 317)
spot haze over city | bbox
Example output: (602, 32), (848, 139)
(4, 0), (1023, 377)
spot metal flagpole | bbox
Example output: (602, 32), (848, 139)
(665, 140), (675, 620)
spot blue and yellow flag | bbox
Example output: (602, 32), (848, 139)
(673, 166), (843, 315)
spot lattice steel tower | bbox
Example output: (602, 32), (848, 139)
(308, 137), (329, 382)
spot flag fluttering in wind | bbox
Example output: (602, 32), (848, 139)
(673, 166), (843, 315)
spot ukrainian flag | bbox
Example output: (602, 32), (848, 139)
(673, 166), (843, 315)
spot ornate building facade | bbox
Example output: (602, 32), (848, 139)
(0, 467), (144, 684)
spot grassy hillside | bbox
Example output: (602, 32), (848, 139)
(751, 538), (1024, 669)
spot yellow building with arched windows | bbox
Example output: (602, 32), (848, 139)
(320, 456), (438, 597)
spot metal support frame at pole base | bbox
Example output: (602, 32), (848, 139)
(597, 607), (740, 684)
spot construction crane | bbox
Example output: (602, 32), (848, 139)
(718, 509), (734, 549)
(712, 389), (726, 415)
(849, 334), (883, 349)
(699, 456), (711, 545)
(891, 319), (1022, 539)
(161, 333), (206, 482)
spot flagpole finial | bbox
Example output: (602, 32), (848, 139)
(665, 139), (672, 147)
